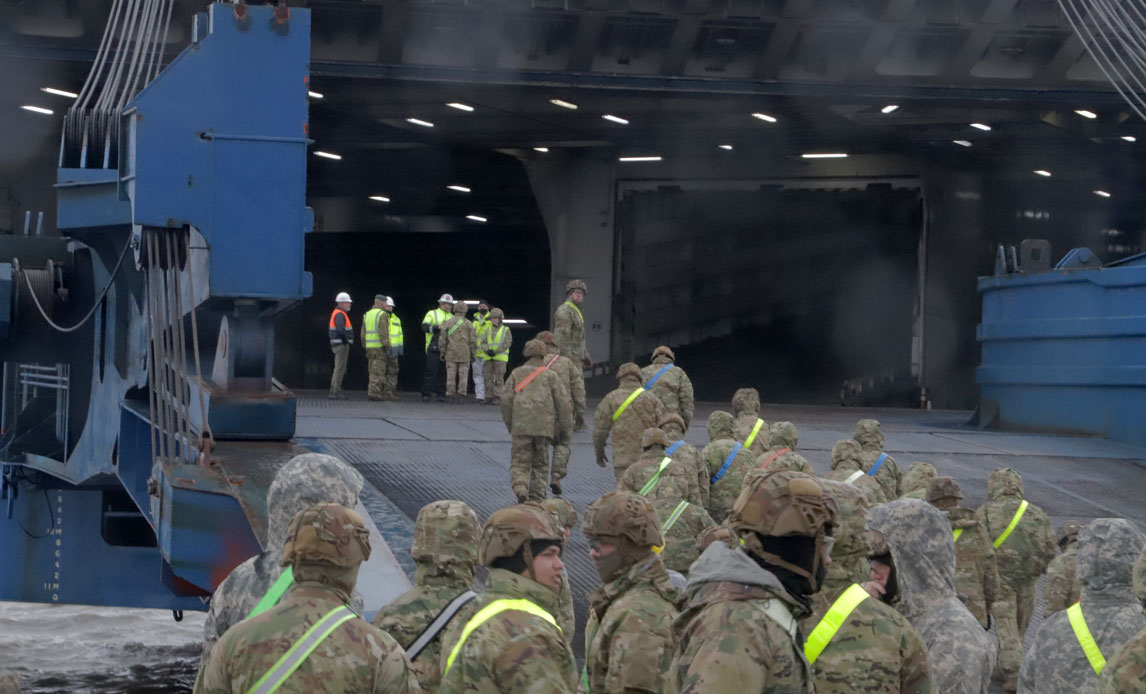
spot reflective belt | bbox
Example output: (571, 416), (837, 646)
(953, 528), (964, 542)
(245, 605), (356, 694)
(993, 500), (1029, 549)
(443, 599), (560, 676)
(563, 300), (583, 325)
(247, 567), (293, 619)
(804, 583), (870, 665)
(756, 447), (791, 470)
(662, 500), (690, 533)
(743, 418), (766, 449)
(644, 364), (673, 390)
(665, 440), (685, 456)
(711, 443), (743, 484)
(638, 457), (673, 496)
(611, 388), (645, 422)
(868, 452), (889, 477)
(405, 590), (478, 661)
(1067, 602), (1106, 675)
(844, 470), (864, 484)
(513, 354), (560, 393)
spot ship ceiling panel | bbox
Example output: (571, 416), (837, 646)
(971, 32), (1069, 80)
(779, 26), (873, 80)
(877, 29), (972, 76)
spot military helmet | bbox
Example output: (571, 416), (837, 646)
(731, 470), (838, 541)
(658, 413), (686, 431)
(523, 339), (547, 358)
(616, 362), (642, 382)
(731, 388), (761, 415)
(926, 476), (963, 503)
(829, 439), (863, 468)
(541, 498), (579, 530)
(651, 345), (675, 361)
(583, 492), (664, 549)
(281, 502), (372, 568)
(565, 278), (588, 294)
(641, 427), (669, 450)
(1057, 520), (1082, 548)
(853, 418), (884, 449)
(769, 421), (799, 449)
(535, 330), (557, 347)
(411, 500), (480, 569)
(453, 300), (468, 314)
(479, 503), (565, 566)
(489, 307), (504, 319)
(697, 524), (734, 553)
(707, 410), (735, 441)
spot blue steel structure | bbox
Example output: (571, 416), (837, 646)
(0, 4), (313, 610)
(977, 249), (1146, 447)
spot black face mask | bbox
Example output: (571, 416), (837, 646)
(754, 534), (823, 604)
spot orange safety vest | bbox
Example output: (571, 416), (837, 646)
(329, 309), (352, 345)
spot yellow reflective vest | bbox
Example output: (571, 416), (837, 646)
(362, 308), (385, 350)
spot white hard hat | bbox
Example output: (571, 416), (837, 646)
(385, 296), (395, 307)
(438, 293), (454, 303)
(335, 292), (352, 303)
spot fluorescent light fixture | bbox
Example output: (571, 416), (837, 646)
(1034, 170), (1052, 177)
(446, 102), (474, 112)
(447, 185), (472, 193)
(369, 195), (390, 202)
(41, 87), (77, 98)
(1094, 190), (1111, 198)
(970, 123), (991, 131)
(618, 156), (663, 162)
(502, 319), (528, 325)
(953, 140), (973, 147)
(1122, 135), (1137, 142)
(463, 300), (482, 305)
(533, 147), (550, 152)
(406, 117), (434, 128)
(881, 104), (899, 114)
(550, 99), (578, 110)
(719, 144), (734, 150)
(20, 105), (53, 115)
(801, 152), (848, 159)
(313, 150), (341, 160)
(308, 91), (324, 99)
(751, 112), (778, 123)
(1075, 109), (1097, 119)
(602, 114), (629, 125)
(466, 215), (488, 222)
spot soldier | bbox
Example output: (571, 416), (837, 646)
(699, 410), (756, 523)
(865, 499), (995, 694)
(471, 301), (490, 402)
(854, 419), (903, 500)
(554, 279), (591, 428)
(730, 388), (769, 456)
(361, 295), (389, 401)
(541, 498), (579, 643)
(593, 363), (665, 482)
(639, 346), (695, 430)
(581, 492), (681, 694)
(901, 462), (938, 500)
(438, 503), (576, 693)
(652, 492), (716, 577)
(658, 413), (708, 507)
(438, 301), (478, 403)
(1044, 520), (1083, 615)
(421, 293), (455, 402)
(826, 439), (888, 506)
(501, 340), (573, 502)
(974, 467), (1056, 637)
(1136, 549), (1146, 608)
(200, 454), (366, 671)
(668, 470), (838, 693)
(1018, 518), (1146, 694)
(814, 477), (872, 590)
(751, 421), (813, 475)
(537, 330), (585, 495)
(619, 428), (702, 505)
(926, 478), (1002, 631)
(194, 503), (420, 694)
(380, 296), (402, 401)
(480, 308), (512, 406)
(328, 292), (353, 400)
(372, 500), (481, 691)
(1099, 620), (1146, 692)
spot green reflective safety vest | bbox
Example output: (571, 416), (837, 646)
(422, 308), (451, 351)
(473, 315), (490, 339)
(485, 325), (510, 362)
(386, 312), (404, 348)
(362, 308), (385, 350)
(443, 598), (560, 676)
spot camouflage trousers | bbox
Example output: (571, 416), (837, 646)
(483, 360), (506, 401)
(445, 361), (470, 397)
(330, 343), (349, 394)
(379, 352), (399, 398)
(365, 349), (386, 399)
(992, 583), (1022, 687)
(510, 435), (551, 501)
(550, 434), (570, 484)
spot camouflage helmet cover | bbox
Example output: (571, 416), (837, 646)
(651, 345), (675, 361)
(479, 503), (565, 565)
(987, 467), (1024, 500)
(657, 413), (686, 431)
(706, 410), (735, 441)
(535, 330), (557, 347)
(926, 476), (964, 503)
(541, 498), (579, 530)
(565, 278), (588, 294)
(281, 502), (371, 568)
(829, 439), (864, 469)
(731, 388), (761, 415)
(523, 339), (547, 358)
(411, 500), (480, 569)
(1057, 520), (1083, 548)
(453, 300), (468, 314)
(853, 418), (884, 449)
(616, 362), (642, 382)
(582, 491), (664, 548)
(489, 307), (504, 319)
(641, 427), (669, 450)
(769, 421), (799, 449)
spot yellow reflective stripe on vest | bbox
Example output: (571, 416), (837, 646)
(246, 605), (356, 694)
(443, 599), (560, 677)
(1067, 602), (1106, 674)
(388, 314), (404, 347)
(804, 584), (870, 665)
(743, 418), (766, 449)
(363, 309), (384, 349)
(563, 300), (583, 324)
(953, 528), (964, 542)
(612, 388), (645, 422)
(993, 500), (1029, 549)
(638, 457), (673, 496)
(662, 500), (690, 533)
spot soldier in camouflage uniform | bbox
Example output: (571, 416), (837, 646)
(639, 346), (695, 430)
(901, 462), (938, 500)
(652, 495), (716, 576)
(826, 439), (888, 506)
(554, 279), (591, 428)
(699, 410), (757, 523)
(541, 497), (579, 645)
(815, 477), (872, 590)
(194, 503), (420, 694)
(502, 340), (573, 502)
(438, 503), (577, 694)
(479, 308), (512, 406)
(619, 428), (702, 505)
(1044, 520), (1083, 615)
(200, 454), (367, 671)
(926, 478), (1003, 631)
(361, 295), (389, 401)
(372, 500), (480, 691)
(854, 419), (903, 500)
(593, 363), (665, 482)
(1018, 518), (1146, 694)
(730, 388), (769, 456)
(1099, 619), (1146, 692)
(537, 331), (585, 495)
(439, 301), (478, 402)
(668, 470), (838, 694)
(659, 413), (708, 507)
(867, 498), (996, 694)
(974, 467), (1056, 636)
(581, 492), (682, 694)
(751, 421), (813, 475)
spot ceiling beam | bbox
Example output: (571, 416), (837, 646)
(377, 1), (408, 65)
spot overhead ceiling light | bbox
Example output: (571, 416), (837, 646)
(447, 185), (472, 193)
(953, 140), (973, 147)
(446, 102), (474, 112)
(41, 87), (77, 98)
(751, 112), (778, 123)
(463, 300), (482, 305)
(1094, 190), (1111, 198)
(502, 319), (528, 325)
(550, 98), (578, 110)
(719, 144), (733, 150)
(533, 147), (550, 152)
(466, 214), (488, 223)
(20, 105), (53, 115)
(1033, 170), (1052, 177)
(602, 114), (629, 125)
(1121, 135), (1136, 142)
(369, 195), (390, 202)
(308, 91), (324, 99)
(801, 152), (848, 159)
(618, 156), (663, 162)
(881, 104), (899, 114)
(1075, 109), (1098, 119)
(970, 123), (992, 131)
(313, 150), (341, 160)
(406, 117), (434, 128)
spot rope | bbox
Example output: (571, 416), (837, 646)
(18, 233), (132, 334)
